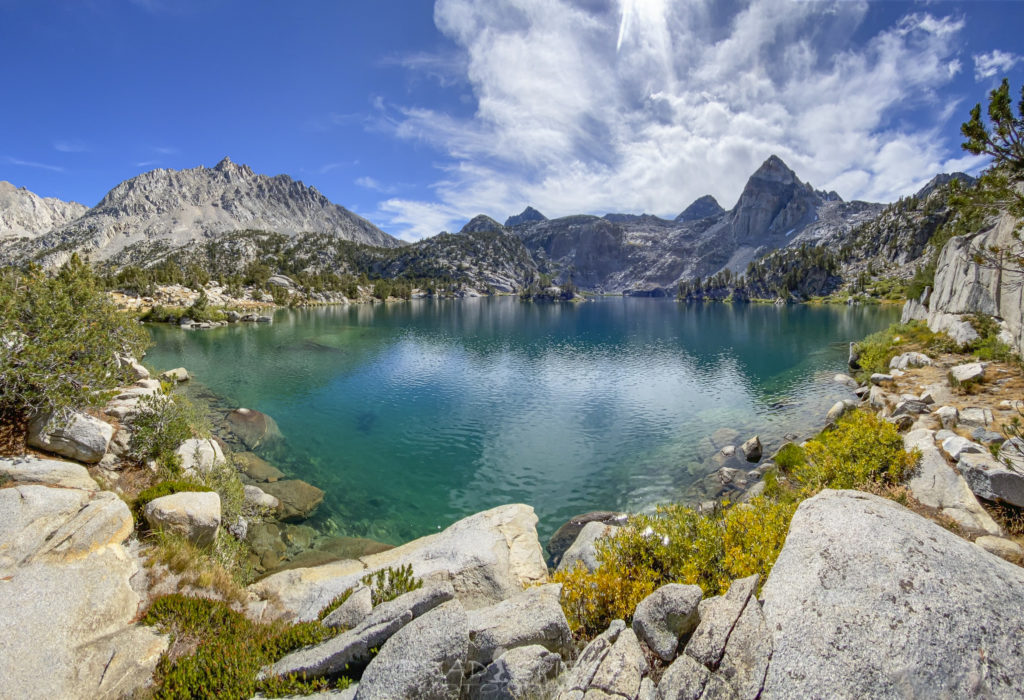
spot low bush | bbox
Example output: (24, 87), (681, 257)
(0, 255), (149, 421)
(852, 321), (955, 379)
(143, 594), (350, 699)
(129, 394), (210, 471)
(554, 410), (919, 638)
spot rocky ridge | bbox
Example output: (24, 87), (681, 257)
(0, 180), (87, 241)
(1, 157), (400, 268)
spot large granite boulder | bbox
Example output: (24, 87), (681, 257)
(904, 429), (1002, 536)
(0, 456), (99, 491)
(143, 491), (221, 547)
(761, 489), (1024, 698)
(466, 644), (562, 700)
(958, 451), (1024, 508)
(265, 582), (456, 679)
(226, 407), (282, 449)
(355, 600), (468, 699)
(249, 504), (549, 622)
(27, 411), (113, 464)
(0, 482), (167, 699)
(927, 211), (1024, 354)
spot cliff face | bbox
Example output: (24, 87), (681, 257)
(925, 208), (1024, 351)
(0, 181), (87, 241)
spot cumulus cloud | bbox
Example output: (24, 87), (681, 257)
(380, 0), (976, 240)
(973, 49), (1020, 81)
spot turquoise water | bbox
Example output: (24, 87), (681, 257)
(144, 298), (899, 544)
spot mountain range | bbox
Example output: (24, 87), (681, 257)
(0, 156), (968, 295)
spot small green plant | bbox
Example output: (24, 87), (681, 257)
(361, 564), (423, 606)
(143, 594), (350, 699)
(797, 411), (918, 490)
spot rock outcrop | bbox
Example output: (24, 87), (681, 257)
(0, 459), (166, 699)
(0, 180), (87, 240)
(5, 157), (399, 267)
(249, 504), (548, 622)
(761, 489), (1024, 698)
(926, 206), (1024, 353)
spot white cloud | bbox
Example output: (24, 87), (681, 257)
(973, 49), (1020, 81)
(355, 176), (398, 194)
(53, 139), (90, 153)
(380, 0), (974, 240)
(5, 156), (64, 173)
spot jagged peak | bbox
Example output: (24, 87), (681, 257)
(460, 214), (505, 234)
(214, 156), (235, 171)
(750, 154), (799, 184)
(505, 206), (547, 227)
(676, 194), (725, 223)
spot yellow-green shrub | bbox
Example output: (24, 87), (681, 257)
(555, 409), (919, 638)
(796, 410), (917, 489)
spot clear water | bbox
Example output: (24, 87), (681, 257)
(143, 298), (899, 545)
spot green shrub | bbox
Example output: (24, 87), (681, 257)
(852, 321), (954, 380)
(0, 255), (149, 421)
(554, 495), (799, 637)
(129, 394), (209, 471)
(316, 587), (354, 622)
(773, 443), (806, 470)
(797, 410), (918, 490)
(143, 594), (351, 699)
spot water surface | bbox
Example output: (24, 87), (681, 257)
(144, 298), (899, 544)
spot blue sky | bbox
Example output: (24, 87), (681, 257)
(1, 0), (1023, 241)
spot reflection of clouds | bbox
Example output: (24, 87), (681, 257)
(145, 298), (901, 540)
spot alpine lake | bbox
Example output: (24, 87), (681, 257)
(144, 297), (899, 548)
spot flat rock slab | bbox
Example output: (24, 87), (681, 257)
(250, 504), (548, 622)
(235, 451), (285, 482)
(960, 406), (994, 428)
(260, 479), (326, 522)
(761, 490), (1024, 699)
(950, 362), (986, 385)
(0, 484), (165, 699)
(0, 457), (98, 491)
(266, 582), (456, 679)
(904, 429), (1002, 536)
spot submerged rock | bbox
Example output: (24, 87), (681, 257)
(260, 479), (325, 522)
(226, 407), (283, 449)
